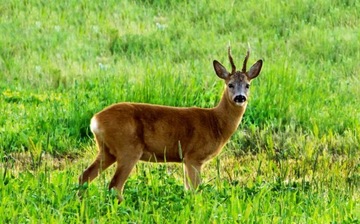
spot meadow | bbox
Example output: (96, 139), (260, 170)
(0, 0), (359, 223)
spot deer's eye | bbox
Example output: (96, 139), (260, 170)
(245, 84), (250, 89)
(228, 83), (234, 88)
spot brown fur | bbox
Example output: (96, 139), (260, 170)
(79, 47), (263, 202)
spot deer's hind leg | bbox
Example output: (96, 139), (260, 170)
(79, 135), (116, 185)
(107, 143), (143, 203)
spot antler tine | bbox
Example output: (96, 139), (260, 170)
(228, 46), (236, 74)
(242, 49), (250, 72)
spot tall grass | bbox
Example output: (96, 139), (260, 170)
(1, 0), (359, 154)
(1, 152), (358, 223)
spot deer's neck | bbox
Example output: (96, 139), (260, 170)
(212, 90), (247, 140)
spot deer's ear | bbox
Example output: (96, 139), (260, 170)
(213, 60), (230, 80)
(248, 60), (263, 80)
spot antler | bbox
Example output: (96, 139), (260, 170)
(242, 49), (250, 72)
(228, 46), (236, 74)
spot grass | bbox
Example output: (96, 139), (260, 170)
(0, 0), (359, 223)
(1, 151), (359, 223)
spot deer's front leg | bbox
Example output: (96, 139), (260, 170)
(183, 158), (203, 190)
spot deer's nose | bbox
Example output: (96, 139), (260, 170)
(234, 95), (246, 103)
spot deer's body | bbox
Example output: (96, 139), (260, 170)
(91, 91), (245, 164)
(79, 47), (263, 202)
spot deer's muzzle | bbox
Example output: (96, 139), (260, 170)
(233, 95), (247, 104)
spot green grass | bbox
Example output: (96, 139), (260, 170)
(0, 0), (359, 223)
(1, 152), (359, 223)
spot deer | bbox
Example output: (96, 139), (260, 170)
(78, 46), (263, 202)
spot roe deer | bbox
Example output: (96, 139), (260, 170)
(79, 47), (263, 202)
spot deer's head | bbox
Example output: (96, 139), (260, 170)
(213, 47), (263, 107)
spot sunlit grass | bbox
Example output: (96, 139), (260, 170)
(1, 149), (359, 223)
